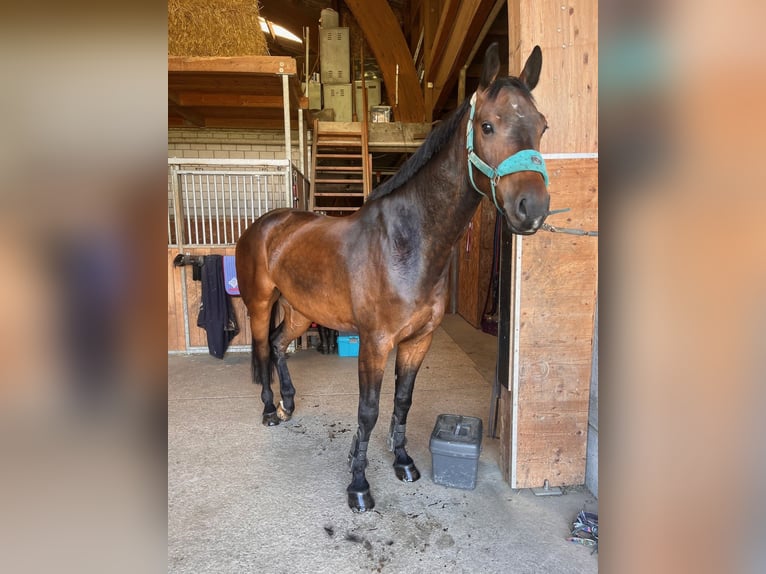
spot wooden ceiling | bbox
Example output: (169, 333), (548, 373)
(168, 1), (509, 129)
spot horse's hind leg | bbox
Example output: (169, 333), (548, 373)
(246, 296), (281, 426)
(236, 226), (284, 426)
(388, 332), (435, 483)
(269, 299), (311, 422)
(317, 325), (328, 354)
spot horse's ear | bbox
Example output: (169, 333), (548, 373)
(479, 42), (501, 91)
(519, 45), (542, 91)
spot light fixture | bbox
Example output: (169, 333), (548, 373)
(258, 17), (302, 43)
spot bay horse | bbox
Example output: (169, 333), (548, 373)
(235, 43), (550, 512)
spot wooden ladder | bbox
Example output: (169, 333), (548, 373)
(310, 120), (372, 215)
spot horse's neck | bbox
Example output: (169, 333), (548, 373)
(411, 118), (483, 250)
(369, 118), (483, 284)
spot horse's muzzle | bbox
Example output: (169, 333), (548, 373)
(508, 215), (546, 235)
(506, 187), (550, 234)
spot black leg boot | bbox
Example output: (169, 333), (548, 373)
(317, 325), (328, 354)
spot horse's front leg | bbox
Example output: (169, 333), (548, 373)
(388, 332), (434, 482)
(347, 340), (392, 512)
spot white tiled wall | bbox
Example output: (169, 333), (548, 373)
(168, 128), (300, 161)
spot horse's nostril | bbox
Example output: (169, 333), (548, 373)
(517, 197), (527, 219)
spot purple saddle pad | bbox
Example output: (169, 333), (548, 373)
(223, 255), (239, 295)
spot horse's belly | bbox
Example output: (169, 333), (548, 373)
(273, 270), (356, 332)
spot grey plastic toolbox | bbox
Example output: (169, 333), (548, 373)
(429, 414), (483, 490)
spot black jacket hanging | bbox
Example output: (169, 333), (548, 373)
(196, 255), (239, 358)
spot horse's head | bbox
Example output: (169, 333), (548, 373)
(467, 43), (550, 234)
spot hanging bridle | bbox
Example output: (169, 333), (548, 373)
(465, 92), (550, 213)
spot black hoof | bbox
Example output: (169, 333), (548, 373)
(262, 411), (280, 426)
(394, 462), (421, 482)
(347, 489), (375, 512)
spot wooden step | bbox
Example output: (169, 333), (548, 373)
(316, 165), (364, 172)
(314, 192), (365, 197)
(316, 138), (363, 147)
(316, 153), (363, 159)
(314, 178), (364, 184)
(317, 129), (362, 136)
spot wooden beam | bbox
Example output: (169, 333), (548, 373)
(426, 0), (459, 81)
(429, 0), (497, 112)
(343, 0), (425, 122)
(202, 117), (299, 130)
(168, 74), (283, 93)
(168, 56), (297, 75)
(168, 100), (205, 127)
(464, 0), (507, 70)
(368, 122), (432, 153)
(422, 0), (439, 121)
(175, 92), (285, 108)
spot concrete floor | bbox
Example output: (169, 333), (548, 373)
(168, 315), (598, 573)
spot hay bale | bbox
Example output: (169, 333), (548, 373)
(168, 0), (269, 57)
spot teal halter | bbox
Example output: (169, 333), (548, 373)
(465, 92), (549, 213)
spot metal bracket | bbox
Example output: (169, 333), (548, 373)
(531, 479), (563, 496)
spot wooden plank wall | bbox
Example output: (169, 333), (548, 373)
(168, 247), (252, 352)
(504, 159), (598, 487)
(520, 0), (598, 155)
(457, 199), (496, 328)
(499, 0), (598, 488)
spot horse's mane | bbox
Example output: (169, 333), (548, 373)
(367, 98), (471, 201)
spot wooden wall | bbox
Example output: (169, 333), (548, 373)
(457, 199), (497, 328)
(513, 0), (598, 155)
(499, 159), (598, 487)
(499, 0), (598, 489)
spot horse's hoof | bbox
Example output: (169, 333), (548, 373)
(394, 461), (421, 482)
(262, 411), (280, 426)
(347, 489), (375, 512)
(276, 400), (293, 422)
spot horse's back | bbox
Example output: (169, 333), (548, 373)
(235, 209), (355, 312)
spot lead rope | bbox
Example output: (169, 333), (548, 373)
(541, 208), (599, 237)
(541, 222), (599, 237)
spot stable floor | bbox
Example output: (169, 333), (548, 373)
(168, 314), (598, 573)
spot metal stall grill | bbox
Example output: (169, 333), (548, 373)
(168, 158), (307, 247)
(168, 158), (308, 353)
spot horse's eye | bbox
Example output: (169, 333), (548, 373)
(481, 122), (494, 135)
